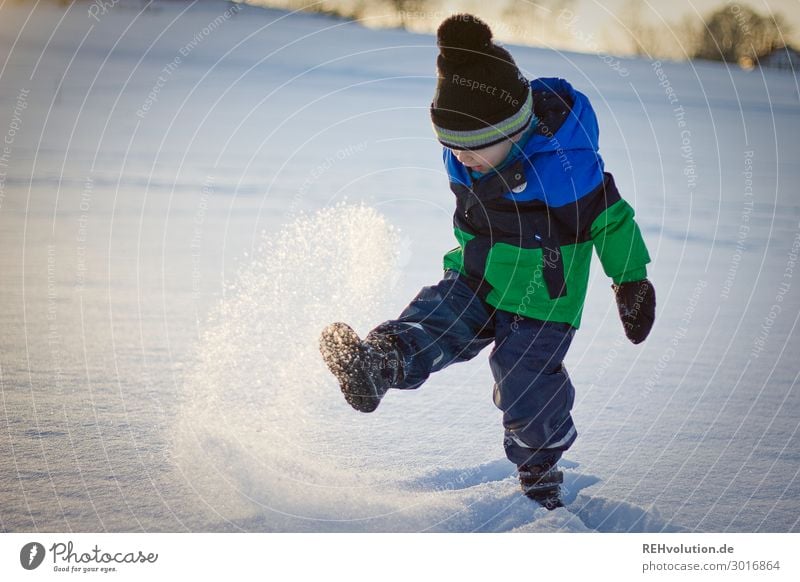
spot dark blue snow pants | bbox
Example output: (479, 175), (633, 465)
(367, 270), (577, 467)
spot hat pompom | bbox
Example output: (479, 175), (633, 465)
(437, 14), (493, 63)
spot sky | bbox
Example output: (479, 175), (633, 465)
(243, 0), (800, 57)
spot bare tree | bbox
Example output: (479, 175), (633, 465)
(619, 0), (675, 58)
(674, 14), (702, 59)
(691, 4), (791, 64)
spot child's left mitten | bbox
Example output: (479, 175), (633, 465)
(611, 279), (656, 344)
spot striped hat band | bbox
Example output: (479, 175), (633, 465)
(432, 89), (533, 151)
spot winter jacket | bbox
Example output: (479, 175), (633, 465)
(442, 77), (651, 329)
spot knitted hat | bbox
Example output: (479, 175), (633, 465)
(430, 14), (532, 151)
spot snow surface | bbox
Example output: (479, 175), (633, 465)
(0, 0), (798, 532)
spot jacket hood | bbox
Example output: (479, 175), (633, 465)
(523, 77), (599, 155)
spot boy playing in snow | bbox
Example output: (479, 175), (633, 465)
(320, 14), (655, 509)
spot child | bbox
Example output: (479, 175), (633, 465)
(320, 14), (655, 509)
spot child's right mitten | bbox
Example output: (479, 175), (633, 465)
(611, 279), (656, 344)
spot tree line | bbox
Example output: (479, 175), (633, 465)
(621, 0), (792, 66)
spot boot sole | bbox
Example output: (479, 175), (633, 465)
(319, 322), (383, 413)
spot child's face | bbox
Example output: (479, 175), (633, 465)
(450, 134), (522, 173)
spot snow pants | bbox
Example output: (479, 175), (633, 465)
(368, 270), (578, 467)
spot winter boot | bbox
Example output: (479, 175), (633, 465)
(319, 322), (403, 413)
(518, 463), (564, 510)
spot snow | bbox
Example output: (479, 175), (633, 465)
(0, 0), (798, 533)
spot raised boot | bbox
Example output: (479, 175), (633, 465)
(319, 322), (403, 413)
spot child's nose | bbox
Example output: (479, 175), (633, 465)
(454, 150), (473, 164)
